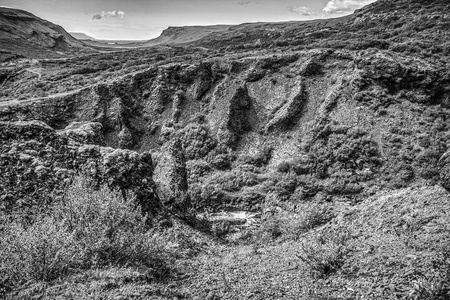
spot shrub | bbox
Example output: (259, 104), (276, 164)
(52, 177), (163, 268)
(0, 176), (173, 288)
(297, 229), (351, 279)
(0, 217), (80, 284)
(282, 203), (332, 237)
(277, 161), (292, 173)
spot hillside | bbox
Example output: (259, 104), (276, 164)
(0, 7), (93, 61)
(189, 0), (450, 54)
(1, 0), (450, 299)
(144, 25), (232, 46)
(69, 32), (96, 41)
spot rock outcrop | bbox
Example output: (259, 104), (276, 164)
(154, 138), (191, 212)
(0, 121), (162, 221)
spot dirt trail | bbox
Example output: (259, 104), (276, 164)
(0, 86), (94, 108)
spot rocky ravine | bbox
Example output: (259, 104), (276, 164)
(1, 47), (449, 214)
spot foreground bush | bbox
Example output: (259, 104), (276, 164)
(0, 177), (172, 288)
(297, 229), (351, 279)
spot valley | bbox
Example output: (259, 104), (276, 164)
(1, 0), (450, 299)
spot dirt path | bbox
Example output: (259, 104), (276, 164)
(0, 86), (94, 108)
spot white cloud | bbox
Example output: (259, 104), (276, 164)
(92, 10), (125, 20)
(287, 6), (315, 16)
(323, 0), (376, 14)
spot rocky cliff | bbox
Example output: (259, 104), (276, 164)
(1, 46), (449, 212)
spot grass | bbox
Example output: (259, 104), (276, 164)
(1, 183), (450, 299)
(0, 176), (174, 291)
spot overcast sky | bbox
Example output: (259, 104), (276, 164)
(0, 0), (376, 40)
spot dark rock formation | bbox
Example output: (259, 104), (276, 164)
(219, 85), (253, 147)
(154, 138), (191, 212)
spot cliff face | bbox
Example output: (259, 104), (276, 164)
(0, 7), (91, 61)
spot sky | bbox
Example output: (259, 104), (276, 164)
(0, 0), (376, 40)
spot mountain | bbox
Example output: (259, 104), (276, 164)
(69, 32), (96, 41)
(0, 7), (92, 61)
(143, 25), (231, 46)
(141, 0), (449, 54)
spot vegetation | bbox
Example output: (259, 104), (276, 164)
(0, 177), (175, 293)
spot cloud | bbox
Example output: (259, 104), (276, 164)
(92, 10), (125, 20)
(287, 6), (315, 16)
(323, 0), (376, 14)
(237, 1), (259, 5)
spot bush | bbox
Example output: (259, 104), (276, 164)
(0, 176), (172, 288)
(297, 229), (351, 279)
(0, 217), (80, 284)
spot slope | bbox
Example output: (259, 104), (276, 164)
(0, 7), (92, 61)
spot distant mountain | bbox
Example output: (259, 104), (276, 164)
(188, 0), (450, 51)
(0, 7), (92, 61)
(143, 25), (231, 46)
(70, 32), (96, 41)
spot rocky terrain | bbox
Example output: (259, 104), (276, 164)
(1, 0), (450, 299)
